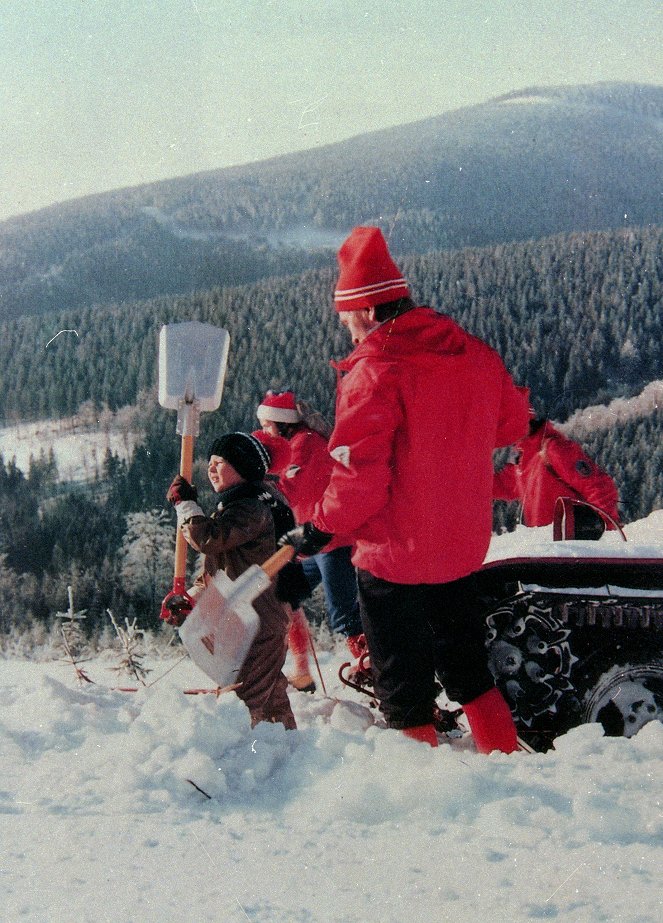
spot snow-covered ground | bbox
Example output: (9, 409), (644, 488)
(0, 416), (138, 482)
(486, 509), (663, 563)
(2, 650), (662, 923)
(2, 514), (663, 923)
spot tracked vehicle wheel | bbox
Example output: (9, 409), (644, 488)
(582, 660), (663, 737)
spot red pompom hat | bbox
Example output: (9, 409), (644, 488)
(334, 226), (409, 312)
(256, 390), (302, 424)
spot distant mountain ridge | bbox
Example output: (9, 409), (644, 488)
(1, 81), (662, 321)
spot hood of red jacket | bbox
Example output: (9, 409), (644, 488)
(334, 306), (466, 373)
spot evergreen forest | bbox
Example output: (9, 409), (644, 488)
(0, 224), (661, 644)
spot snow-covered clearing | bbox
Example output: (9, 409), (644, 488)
(0, 414), (138, 482)
(563, 381), (663, 437)
(1, 379), (661, 483)
(2, 515), (663, 923)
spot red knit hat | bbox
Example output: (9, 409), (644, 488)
(334, 226), (409, 311)
(252, 429), (291, 473)
(256, 390), (302, 424)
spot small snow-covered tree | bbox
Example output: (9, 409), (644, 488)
(106, 609), (151, 684)
(120, 509), (175, 616)
(54, 585), (91, 683)
(0, 553), (18, 635)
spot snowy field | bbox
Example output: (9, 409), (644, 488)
(0, 417), (137, 482)
(2, 513), (663, 923)
(2, 648), (662, 923)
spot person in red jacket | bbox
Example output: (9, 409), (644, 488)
(494, 417), (621, 535)
(254, 390), (364, 655)
(281, 226), (531, 751)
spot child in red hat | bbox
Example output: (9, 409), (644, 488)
(254, 390), (365, 690)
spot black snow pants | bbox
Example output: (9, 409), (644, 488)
(357, 568), (496, 729)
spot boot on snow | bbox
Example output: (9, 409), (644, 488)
(462, 686), (518, 754)
(402, 724), (439, 747)
(346, 633), (368, 659)
(287, 607), (316, 694)
(288, 672), (317, 694)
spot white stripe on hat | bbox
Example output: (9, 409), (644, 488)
(245, 432), (271, 471)
(334, 278), (408, 301)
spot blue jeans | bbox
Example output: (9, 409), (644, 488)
(301, 545), (362, 637)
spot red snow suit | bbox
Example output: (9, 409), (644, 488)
(254, 425), (352, 553)
(312, 307), (531, 584)
(493, 421), (620, 527)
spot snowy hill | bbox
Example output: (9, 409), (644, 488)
(2, 81), (662, 320)
(0, 411), (139, 483)
(2, 513), (662, 920)
(3, 654), (662, 923)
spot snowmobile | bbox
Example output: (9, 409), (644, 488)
(339, 499), (663, 752)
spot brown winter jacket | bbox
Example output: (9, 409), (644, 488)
(181, 482), (295, 729)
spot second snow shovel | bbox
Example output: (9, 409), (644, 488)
(158, 320), (230, 620)
(179, 545), (296, 688)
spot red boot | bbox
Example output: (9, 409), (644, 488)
(462, 687), (518, 754)
(287, 608), (315, 693)
(346, 633), (368, 659)
(402, 724), (439, 747)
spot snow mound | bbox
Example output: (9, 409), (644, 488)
(2, 645), (663, 922)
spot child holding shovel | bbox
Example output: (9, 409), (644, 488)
(163, 431), (296, 730)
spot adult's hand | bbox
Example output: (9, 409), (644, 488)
(279, 522), (332, 556)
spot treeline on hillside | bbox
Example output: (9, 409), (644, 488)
(1, 225), (661, 424)
(0, 399), (660, 645)
(577, 408), (663, 523)
(0, 207), (334, 321)
(0, 407), (200, 641)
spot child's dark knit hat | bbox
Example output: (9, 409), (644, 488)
(208, 432), (270, 482)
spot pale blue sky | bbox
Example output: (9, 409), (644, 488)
(2, 0), (661, 220)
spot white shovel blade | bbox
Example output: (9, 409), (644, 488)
(178, 569), (261, 688)
(158, 321), (230, 411)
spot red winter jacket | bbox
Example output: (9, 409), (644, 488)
(493, 421), (620, 527)
(254, 425), (353, 553)
(312, 307), (530, 584)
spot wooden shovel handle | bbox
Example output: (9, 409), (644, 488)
(174, 433), (195, 581)
(261, 544), (296, 579)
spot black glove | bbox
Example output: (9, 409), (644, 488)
(275, 560), (313, 608)
(166, 475), (198, 506)
(160, 593), (193, 627)
(278, 522), (333, 556)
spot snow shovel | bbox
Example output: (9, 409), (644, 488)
(158, 320), (230, 620)
(179, 545), (296, 688)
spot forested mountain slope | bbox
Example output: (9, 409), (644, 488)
(1, 225), (660, 426)
(1, 223), (662, 631)
(1, 82), (662, 321)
